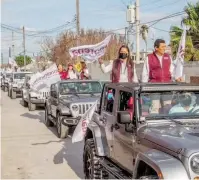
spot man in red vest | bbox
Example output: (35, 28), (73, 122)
(141, 39), (183, 114)
(142, 39), (183, 83)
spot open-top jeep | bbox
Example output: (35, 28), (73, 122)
(8, 72), (32, 99)
(1, 72), (12, 92)
(45, 80), (102, 139)
(21, 74), (50, 111)
(83, 82), (199, 179)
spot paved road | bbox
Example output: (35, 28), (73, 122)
(1, 91), (84, 179)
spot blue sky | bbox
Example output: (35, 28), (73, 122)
(1, 0), (198, 63)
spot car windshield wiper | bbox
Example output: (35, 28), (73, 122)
(146, 116), (184, 125)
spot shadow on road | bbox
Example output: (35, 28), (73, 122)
(20, 111), (58, 137)
(53, 139), (84, 179)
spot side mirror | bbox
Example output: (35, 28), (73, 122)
(117, 111), (131, 124)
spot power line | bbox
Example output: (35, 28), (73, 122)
(139, 0), (164, 7)
(143, 0), (183, 11)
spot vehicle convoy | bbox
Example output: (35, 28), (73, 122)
(83, 82), (199, 179)
(1, 72), (12, 92)
(8, 72), (32, 99)
(45, 80), (102, 138)
(21, 74), (50, 111)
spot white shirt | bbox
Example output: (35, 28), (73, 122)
(100, 60), (138, 83)
(68, 70), (77, 79)
(142, 54), (174, 83)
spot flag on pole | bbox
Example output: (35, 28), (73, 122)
(72, 101), (98, 143)
(174, 28), (186, 80)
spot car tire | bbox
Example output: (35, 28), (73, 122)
(11, 89), (16, 99)
(83, 139), (109, 179)
(7, 88), (10, 97)
(44, 106), (53, 127)
(21, 97), (28, 107)
(28, 100), (36, 111)
(56, 113), (69, 139)
(4, 86), (8, 92)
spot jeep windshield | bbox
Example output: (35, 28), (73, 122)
(14, 73), (26, 79)
(140, 91), (199, 120)
(59, 81), (102, 95)
(5, 73), (12, 78)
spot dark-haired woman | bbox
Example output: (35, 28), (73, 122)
(66, 63), (77, 79)
(98, 45), (138, 83)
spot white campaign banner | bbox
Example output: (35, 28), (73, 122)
(72, 101), (97, 143)
(29, 63), (61, 91)
(8, 57), (18, 67)
(174, 28), (186, 80)
(69, 35), (111, 62)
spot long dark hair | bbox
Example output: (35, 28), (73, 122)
(117, 44), (133, 67)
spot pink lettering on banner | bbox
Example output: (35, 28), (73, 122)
(84, 48), (90, 54)
(72, 50), (79, 56)
(78, 49), (84, 55)
(82, 119), (87, 135)
(90, 49), (94, 54)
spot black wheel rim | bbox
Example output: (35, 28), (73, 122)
(57, 116), (61, 135)
(45, 108), (48, 123)
(85, 150), (92, 178)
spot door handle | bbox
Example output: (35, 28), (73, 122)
(111, 123), (120, 131)
(100, 116), (107, 124)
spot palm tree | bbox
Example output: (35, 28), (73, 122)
(170, 2), (199, 60)
(140, 25), (149, 51)
(182, 2), (199, 49)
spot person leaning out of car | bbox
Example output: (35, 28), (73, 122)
(98, 44), (138, 83)
(79, 61), (91, 80)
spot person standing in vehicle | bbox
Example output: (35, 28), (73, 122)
(98, 45), (138, 83)
(79, 61), (91, 80)
(141, 39), (184, 114)
(57, 64), (67, 80)
(142, 39), (183, 83)
(66, 63), (78, 79)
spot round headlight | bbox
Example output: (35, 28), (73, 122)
(72, 105), (79, 111)
(191, 155), (199, 174)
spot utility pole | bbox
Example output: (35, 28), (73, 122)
(22, 26), (26, 71)
(126, 4), (135, 56)
(12, 31), (15, 59)
(76, 0), (80, 45)
(1, 53), (3, 65)
(135, 0), (140, 64)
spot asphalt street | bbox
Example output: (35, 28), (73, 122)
(1, 91), (84, 179)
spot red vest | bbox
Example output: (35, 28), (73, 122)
(148, 52), (171, 82)
(111, 59), (134, 83)
(59, 71), (67, 80)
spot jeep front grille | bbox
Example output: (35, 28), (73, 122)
(78, 104), (93, 114)
(42, 91), (49, 98)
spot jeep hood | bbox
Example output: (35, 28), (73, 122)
(59, 94), (100, 104)
(139, 122), (199, 157)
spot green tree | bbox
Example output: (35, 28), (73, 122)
(170, 2), (199, 61)
(15, 55), (32, 67)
